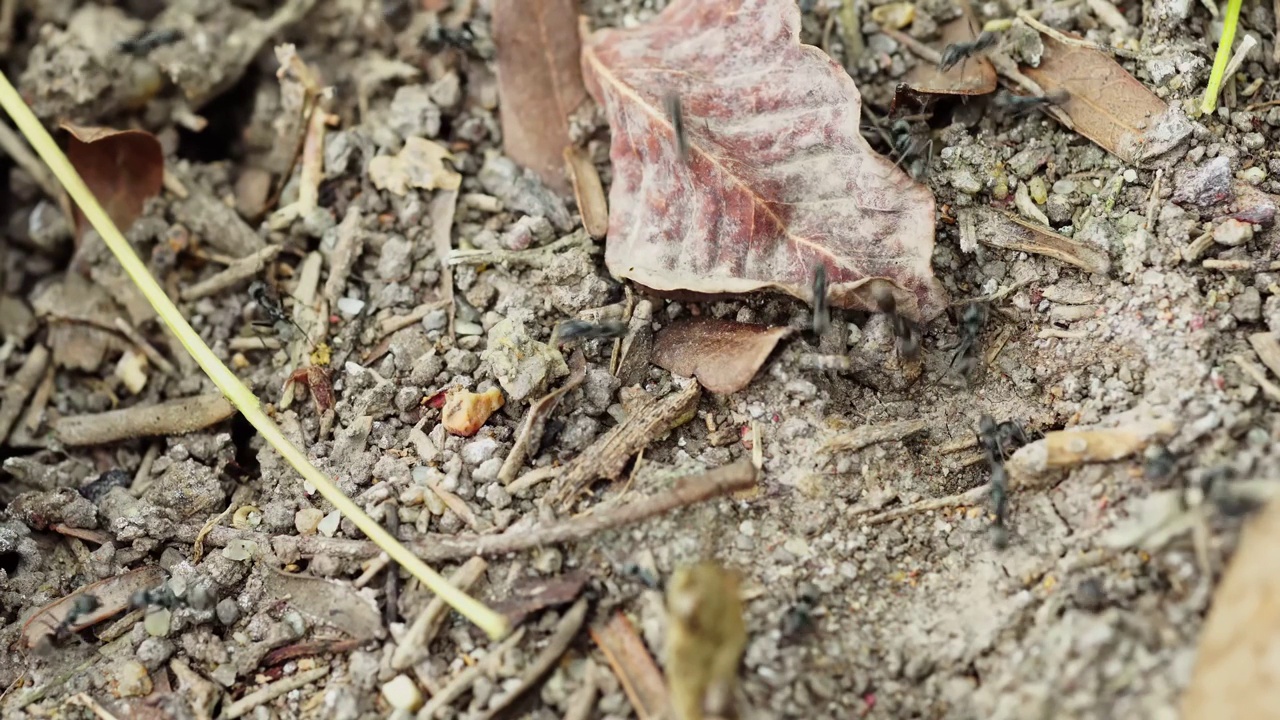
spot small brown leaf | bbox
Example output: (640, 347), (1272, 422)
(62, 123), (164, 241)
(490, 571), (589, 627)
(653, 318), (793, 394)
(582, 0), (946, 322)
(492, 0), (588, 194)
(284, 366), (334, 415)
(901, 16), (997, 97)
(1022, 35), (1191, 164)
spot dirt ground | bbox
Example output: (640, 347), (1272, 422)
(1, 0), (1279, 718)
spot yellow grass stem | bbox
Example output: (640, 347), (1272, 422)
(1199, 0), (1243, 115)
(0, 69), (509, 640)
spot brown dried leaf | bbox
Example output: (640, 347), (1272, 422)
(62, 123), (164, 241)
(1182, 497), (1280, 718)
(22, 566), (165, 649)
(564, 146), (610, 239)
(489, 570), (589, 627)
(493, 0), (588, 194)
(1022, 35), (1191, 164)
(582, 0), (946, 322)
(653, 318), (793, 394)
(902, 16), (997, 97)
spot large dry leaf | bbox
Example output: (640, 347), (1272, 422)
(582, 0), (946, 322)
(493, 0), (588, 194)
(62, 123), (164, 241)
(1022, 35), (1191, 165)
(1181, 497), (1280, 718)
(653, 318), (793, 394)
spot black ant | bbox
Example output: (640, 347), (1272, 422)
(116, 28), (183, 56)
(938, 30), (998, 74)
(872, 285), (921, 361)
(781, 583), (820, 639)
(993, 89), (1069, 116)
(889, 117), (934, 182)
(978, 415), (1031, 548)
(553, 319), (627, 345)
(948, 302), (987, 383)
(248, 280), (311, 343)
(665, 92), (690, 163)
(52, 594), (102, 643)
(619, 562), (664, 591)
(811, 265), (831, 337)
(130, 582), (216, 612)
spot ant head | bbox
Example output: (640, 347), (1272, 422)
(978, 414), (997, 436)
(872, 284), (897, 314)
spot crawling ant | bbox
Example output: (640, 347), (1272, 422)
(423, 21), (493, 60)
(51, 594), (102, 643)
(665, 92), (690, 163)
(993, 89), (1069, 116)
(1143, 444), (1178, 485)
(553, 319), (627, 345)
(619, 562), (663, 591)
(938, 30), (999, 74)
(948, 302), (987, 383)
(811, 265), (831, 337)
(781, 582), (820, 639)
(889, 117), (935, 181)
(248, 280), (311, 343)
(978, 415), (1031, 548)
(116, 28), (183, 56)
(131, 581), (216, 612)
(872, 285), (921, 361)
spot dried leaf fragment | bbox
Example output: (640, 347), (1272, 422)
(654, 319), (792, 394)
(970, 207), (1111, 274)
(442, 388), (505, 436)
(368, 137), (461, 196)
(592, 612), (671, 720)
(62, 122), (164, 241)
(564, 146), (609, 239)
(283, 366), (334, 414)
(1182, 496), (1280, 718)
(1022, 35), (1191, 164)
(492, 0), (588, 194)
(582, 0), (946, 321)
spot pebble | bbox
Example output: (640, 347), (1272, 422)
(1230, 287), (1262, 322)
(421, 308), (448, 332)
(483, 483), (512, 510)
(388, 85), (441, 139)
(1212, 218), (1253, 246)
(144, 609), (172, 637)
(295, 508), (325, 535)
(461, 437), (501, 466)
(336, 297), (365, 317)
(376, 237), (413, 281)
(317, 510), (342, 537)
(382, 675), (424, 711)
(472, 458), (503, 484)
(1172, 156), (1233, 207)
(107, 660), (152, 698)
(221, 539), (256, 562)
(949, 168), (984, 195)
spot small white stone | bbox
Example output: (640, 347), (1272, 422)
(337, 296), (366, 317)
(295, 508), (325, 534)
(1123, 169), (1138, 182)
(454, 320), (484, 336)
(317, 510), (342, 537)
(1213, 218), (1254, 247)
(381, 674), (424, 711)
(221, 539), (256, 562)
(739, 520), (756, 537)
(144, 608), (172, 637)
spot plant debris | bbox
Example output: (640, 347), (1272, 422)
(61, 122), (163, 242)
(653, 318), (793, 394)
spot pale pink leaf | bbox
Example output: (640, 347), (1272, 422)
(653, 318), (793, 394)
(582, 0), (946, 322)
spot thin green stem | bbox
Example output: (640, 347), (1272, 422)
(1200, 0), (1243, 115)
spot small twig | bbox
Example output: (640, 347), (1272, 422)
(1181, 230), (1214, 263)
(180, 245), (282, 302)
(21, 363), (54, 434)
(1232, 354), (1280, 402)
(1037, 328), (1089, 339)
(50, 525), (111, 545)
(0, 344), (49, 444)
(1203, 258), (1280, 272)
(1145, 169), (1163, 232)
(392, 557), (488, 671)
(193, 498), (240, 564)
(1219, 35), (1258, 106)
(508, 466), (562, 495)
(449, 232), (595, 269)
(53, 393), (236, 446)
(183, 459), (759, 564)
(131, 442), (161, 495)
(863, 484), (990, 525)
(384, 501), (401, 626)
(0, 120), (60, 201)
(353, 553), (391, 588)
(222, 665), (330, 719)
(564, 147), (609, 239)
(417, 629), (527, 719)
(500, 353), (587, 484)
(477, 597), (590, 720)
(162, 169), (189, 199)
(69, 693), (120, 720)
(591, 612), (669, 720)
(1016, 10), (1140, 58)
(378, 299), (450, 340)
(824, 419), (927, 453)
(114, 318), (177, 376)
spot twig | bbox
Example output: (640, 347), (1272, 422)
(0, 120), (60, 201)
(824, 419), (927, 453)
(192, 499), (239, 564)
(69, 693), (119, 720)
(1219, 34), (1257, 107)
(131, 442), (161, 495)
(222, 665), (330, 719)
(1232, 354), (1280, 402)
(863, 484), (990, 525)
(1015, 10), (1140, 58)
(183, 459), (759, 564)
(500, 353), (587, 484)
(354, 553), (391, 588)
(1247, 333), (1280, 381)
(377, 300), (450, 340)
(430, 189), (459, 337)
(1037, 328), (1089, 339)
(416, 629), (527, 719)
(114, 318), (176, 376)
(591, 613), (669, 720)
(477, 597), (590, 720)
(0, 344), (49, 444)
(50, 525), (111, 545)
(1182, 230), (1214, 263)
(392, 557), (488, 670)
(508, 466), (562, 495)
(180, 245), (282, 301)
(1203, 258), (1280, 272)
(564, 147), (609, 239)
(1145, 169), (1163, 232)
(19, 363), (52, 434)
(53, 393), (236, 446)
(449, 232), (595, 269)
(384, 501), (401, 625)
